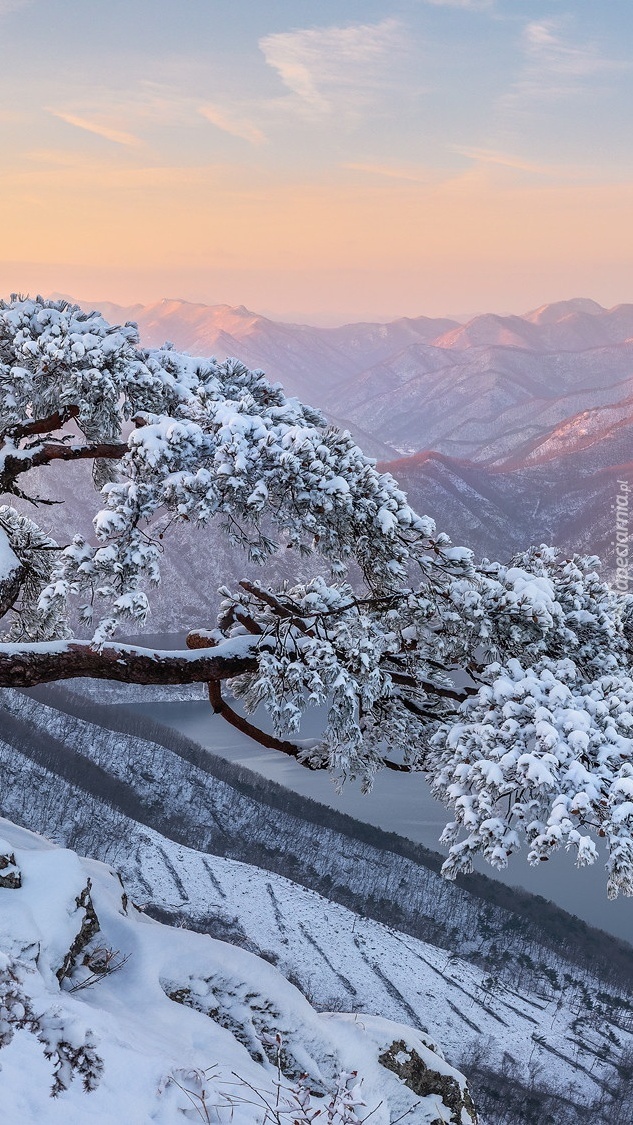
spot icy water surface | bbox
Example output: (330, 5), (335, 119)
(128, 694), (632, 945)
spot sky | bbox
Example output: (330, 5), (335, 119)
(1, 0), (632, 322)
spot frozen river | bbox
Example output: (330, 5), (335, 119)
(127, 694), (633, 945)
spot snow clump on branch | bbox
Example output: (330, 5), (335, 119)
(0, 297), (632, 894)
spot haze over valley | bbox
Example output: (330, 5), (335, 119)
(67, 293), (633, 584)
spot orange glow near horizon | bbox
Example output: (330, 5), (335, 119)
(1, 3), (632, 321)
(2, 163), (632, 319)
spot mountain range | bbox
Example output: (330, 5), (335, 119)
(68, 293), (633, 575)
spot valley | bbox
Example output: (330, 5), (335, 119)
(71, 294), (633, 577)
(0, 682), (632, 1122)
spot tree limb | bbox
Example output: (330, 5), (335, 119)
(0, 638), (260, 688)
(0, 441), (128, 495)
(206, 677), (318, 763)
(0, 563), (26, 620)
(3, 404), (80, 444)
(239, 580), (296, 619)
(238, 580), (404, 624)
(206, 677), (412, 774)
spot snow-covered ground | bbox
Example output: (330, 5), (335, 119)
(0, 817), (477, 1124)
(2, 812), (632, 1123)
(2, 684), (632, 1121)
(111, 822), (633, 1113)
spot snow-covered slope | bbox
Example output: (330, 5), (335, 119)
(111, 823), (633, 1116)
(0, 818), (476, 1123)
(1, 687), (632, 1122)
(381, 421), (632, 578)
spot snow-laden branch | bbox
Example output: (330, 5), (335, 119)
(0, 526), (24, 619)
(0, 439), (128, 495)
(0, 636), (260, 688)
(1, 297), (632, 894)
(3, 403), (80, 443)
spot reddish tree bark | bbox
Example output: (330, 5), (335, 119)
(0, 639), (258, 688)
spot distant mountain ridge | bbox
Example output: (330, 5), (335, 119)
(74, 296), (459, 459)
(432, 301), (633, 353)
(73, 295), (633, 451)
(58, 293), (633, 574)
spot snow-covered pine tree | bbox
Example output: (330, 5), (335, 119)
(0, 296), (631, 896)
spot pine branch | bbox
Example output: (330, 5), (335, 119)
(0, 638), (260, 688)
(206, 678), (315, 762)
(0, 563), (26, 619)
(2, 404), (80, 444)
(206, 677), (412, 774)
(0, 440), (128, 495)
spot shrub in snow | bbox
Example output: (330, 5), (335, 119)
(0, 956), (103, 1095)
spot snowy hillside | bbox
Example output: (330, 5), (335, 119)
(112, 823), (633, 1119)
(1, 686), (632, 1121)
(0, 817), (477, 1123)
(380, 438), (632, 580)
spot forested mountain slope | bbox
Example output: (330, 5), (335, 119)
(0, 685), (632, 1122)
(380, 436), (632, 575)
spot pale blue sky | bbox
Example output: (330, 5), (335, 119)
(1, 0), (631, 319)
